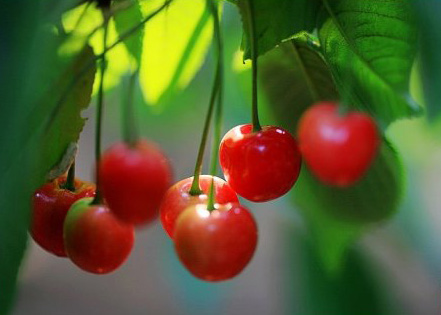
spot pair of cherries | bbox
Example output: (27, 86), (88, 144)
(160, 175), (258, 281)
(218, 101), (380, 199)
(31, 140), (172, 274)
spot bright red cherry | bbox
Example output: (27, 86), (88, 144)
(64, 197), (135, 274)
(99, 139), (172, 226)
(31, 176), (95, 257)
(174, 203), (257, 281)
(298, 102), (381, 187)
(219, 124), (301, 202)
(160, 175), (238, 238)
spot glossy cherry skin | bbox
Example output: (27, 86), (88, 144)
(219, 124), (302, 202)
(174, 203), (257, 281)
(31, 177), (95, 257)
(298, 102), (380, 187)
(160, 175), (239, 238)
(64, 198), (135, 274)
(99, 139), (172, 226)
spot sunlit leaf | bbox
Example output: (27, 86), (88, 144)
(237, 0), (320, 59)
(113, 0), (144, 66)
(62, 3), (132, 91)
(318, 0), (421, 126)
(139, 0), (213, 105)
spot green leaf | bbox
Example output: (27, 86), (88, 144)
(287, 235), (396, 315)
(260, 38), (404, 272)
(260, 33), (338, 127)
(294, 142), (403, 272)
(40, 46), (96, 176)
(413, 1), (441, 121)
(113, 0), (144, 65)
(318, 0), (421, 127)
(62, 3), (132, 91)
(0, 30), (96, 314)
(139, 0), (213, 105)
(237, 0), (320, 59)
(0, 4), (39, 312)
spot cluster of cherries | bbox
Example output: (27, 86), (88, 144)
(31, 101), (380, 280)
(32, 140), (172, 274)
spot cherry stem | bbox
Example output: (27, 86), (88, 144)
(189, 67), (220, 196)
(206, 0), (223, 212)
(122, 69), (139, 147)
(92, 10), (109, 205)
(189, 1), (220, 196)
(245, 0), (261, 132)
(62, 162), (76, 192)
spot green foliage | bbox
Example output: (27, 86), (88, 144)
(113, 0), (144, 65)
(0, 14), (96, 314)
(62, 3), (132, 91)
(40, 47), (97, 178)
(237, 0), (421, 126)
(237, 0), (320, 59)
(260, 33), (338, 127)
(0, 4), (40, 312)
(294, 142), (402, 272)
(260, 38), (404, 271)
(290, 236), (395, 315)
(413, 1), (441, 120)
(138, 0), (214, 105)
(318, 0), (421, 126)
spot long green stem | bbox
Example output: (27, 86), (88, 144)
(122, 69), (139, 146)
(188, 0), (223, 196)
(245, 0), (261, 132)
(92, 11), (109, 205)
(188, 68), (220, 196)
(206, 0), (223, 211)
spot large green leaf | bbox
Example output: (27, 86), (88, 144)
(0, 3), (40, 313)
(294, 142), (402, 272)
(113, 0), (144, 66)
(237, 0), (320, 59)
(318, 0), (421, 127)
(413, 0), (441, 121)
(260, 36), (404, 272)
(284, 234), (397, 315)
(0, 24), (96, 315)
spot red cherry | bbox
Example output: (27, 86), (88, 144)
(219, 124), (302, 202)
(63, 198), (134, 274)
(298, 102), (380, 187)
(174, 203), (257, 281)
(99, 139), (172, 226)
(160, 175), (238, 238)
(31, 177), (95, 257)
